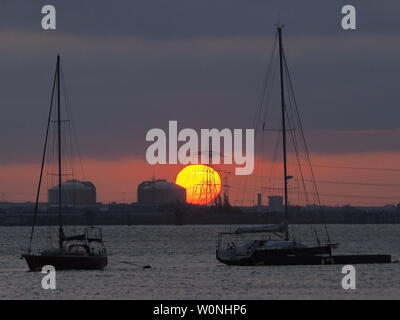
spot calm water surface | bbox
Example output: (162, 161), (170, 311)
(0, 224), (399, 299)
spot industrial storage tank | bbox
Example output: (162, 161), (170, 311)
(48, 180), (96, 207)
(137, 179), (186, 205)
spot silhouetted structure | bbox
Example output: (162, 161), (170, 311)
(268, 196), (284, 212)
(48, 180), (96, 207)
(137, 179), (186, 205)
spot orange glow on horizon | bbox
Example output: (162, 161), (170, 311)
(1, 151), (400, 206)
(175, 164), (222, 205)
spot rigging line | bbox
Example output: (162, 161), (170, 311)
(257, 59), (278, 199)
(308, 179), (400, 188)
(238, 35), (278, 206)
(62, 122), (76, 199)
(254, 175), (400, 188)
(258, 33), (281, 200)
(275, 29), (303, 241)
(277, 26), (290, 241)
(28, 61), (57, 253)
(312, 164), (400, 172)
(60, 64), (86, 181)
(59, 104), (75, 187)
(44, 121), (50, 211)
(311, 193), (400, 201)
(47, 121), (56, 192)
(284, 62), (310, 206)
(59, 68), (75, 185)
(68, 119), (75, 181)
(284, 77), (319, 244)
(287, 98), (311, 207)
(231, 186), (398, 201)
(253, 32), (278, 133)
(56, 55), (64, 236)
(261, 186), (299, 191)
(254, 128), (280, 203)
(47, 125), (55, 248)
(260, 45), (278, 133)
(253, 114), (270, 205)
(60, 65), (75, 181)
(282, 49), (328, 243)
(282, 54), (319, 194)
(252, 132), (268, 202)
(283, 51), (319, 203)
(285, 95), (318, 242)
(240, 77), (276, 202)
(268, 129), (281, 196)
(239, 33), (279, 207)
(228, 184), (399, 202)
(229, 185), (400, 202)
(252, 141), (264, 205)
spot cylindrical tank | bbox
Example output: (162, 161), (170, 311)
(137, 180), (186, 205)
(48, 180), (96, 206)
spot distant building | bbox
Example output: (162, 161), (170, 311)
(137, 179), (186, 205)
(48, 180), (96, 207)
(268, 195), (284, 212)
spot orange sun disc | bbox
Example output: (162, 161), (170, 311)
(175, 164), (221, 205)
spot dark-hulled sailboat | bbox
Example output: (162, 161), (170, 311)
(22, 55), (108, 271)
(216, 26), (391, 266)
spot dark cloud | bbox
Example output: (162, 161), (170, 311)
(0, 1), (400, 164)
(1, 0), (400, 38)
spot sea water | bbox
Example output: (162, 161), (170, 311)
(0, 224), (399, 299)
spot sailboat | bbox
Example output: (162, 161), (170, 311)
(216, 26), (391, 266)
(22, 55), (108, 271)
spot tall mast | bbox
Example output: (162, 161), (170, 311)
(57, 54), (64, 248)
(277, 26), (289, 241)
(27, 57), (58, 253)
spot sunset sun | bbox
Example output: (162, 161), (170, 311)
(175, 164), (222, 205)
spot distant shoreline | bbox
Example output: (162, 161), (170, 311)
(1, 209), (399, 226)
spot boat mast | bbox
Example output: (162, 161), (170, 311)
(56, 54), (64, 249)
(27, 59), (57, 253)
(277, 26), (289, 241)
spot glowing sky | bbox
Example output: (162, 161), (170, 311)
(0, 1), (400, 206)
(1, 151), (400, 206)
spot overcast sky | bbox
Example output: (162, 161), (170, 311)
(1, 0), (400, 164)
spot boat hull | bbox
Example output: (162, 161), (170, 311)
(23, 254), (108, 271)
(217, 253), (391, 266)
